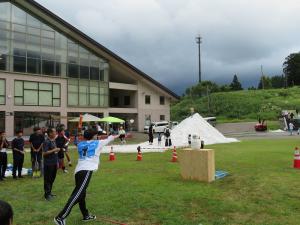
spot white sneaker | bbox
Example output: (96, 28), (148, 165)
(63, 169), (69, 173)
(54, 217), (66, 225)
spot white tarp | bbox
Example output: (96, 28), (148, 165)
(102, 113), (238, 153)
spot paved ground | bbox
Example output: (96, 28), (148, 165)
(216, 122), (257, 135)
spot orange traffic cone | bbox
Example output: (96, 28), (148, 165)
(109, 146), (115, 161)
(171, 146), (178, 162)
(294, 147), (300, 168)
(137, 146), (142, 161)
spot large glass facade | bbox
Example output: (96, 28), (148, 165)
(0, 2), (109, 107)
(14, 111), (60, 135)
(14, 80), (60, 106)
(0, 79), (5, 104)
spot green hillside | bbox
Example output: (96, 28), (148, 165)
(171, 87), (300, 122)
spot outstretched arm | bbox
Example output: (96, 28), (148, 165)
(101, 135), (117, 147)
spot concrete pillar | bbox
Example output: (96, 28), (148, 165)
(5, 113), (14, 137)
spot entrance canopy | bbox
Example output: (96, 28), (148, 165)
(69, 113), (101, 122)
(99, 116), (125, 124)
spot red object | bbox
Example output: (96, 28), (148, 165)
(137, 150), (142, 161)
(294, 147), (300, 169)
(78, 114), (83, 129)
(255, 123), (267, 131)
(171, 147), (178, 162)
(109, 147), (115, 161)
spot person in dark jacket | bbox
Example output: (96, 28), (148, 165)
(43, 127), (60, 201)
(11, 130), (25, 179)
(29, 127), (44, 177)
(0, 131), (9, 180)
(148, 124), (154, 145)
(55, 127), (68, 173)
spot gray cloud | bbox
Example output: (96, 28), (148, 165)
(37, 0), (300, 94)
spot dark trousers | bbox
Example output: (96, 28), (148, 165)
(0, 152), (7, 178)
(149, 134), (153, 143)
(13, 156), (24, 178)
(44, 164), (57, 197)
(57, 170), (93, 219)
(165, 138), (172, 147)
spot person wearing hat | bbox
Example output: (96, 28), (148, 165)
(54, 128), (118, 225)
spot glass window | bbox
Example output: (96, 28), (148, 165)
(79, 80), (89, 106)
(39, 91), (52, 106)
(24, 81), (38, 89)
(160, 115), (165, 121)
(42, 29), (54, 39)
(68, 64), (79, 78)
(27, 27), (40, 36)
(53, 84), (60, 98)
(55, 33), (67, 50)
(12, 24), (26, 33)
(0, 79), (5, 105)
(68, 93), (78, 106)
(0, 2), (11, 22)
(39, 83), (52, 91)
(14, 80), (60, 106)
(145, 95), (151, 104)
(24, 89), (38, 105)
(0, 21), (10, 30)
(42, 59), (55, 76)
(124, 96), (130, 106)
(27, 14), (41, 28)
(0, 54), (8, 71)
(27, 34), (41, 46)
(12, 5), (26, 24)
(13, 56), (26, 72)
(160, 96), (165, 105)
(27, 57), (41, 74)
(14, 81), (23, 96)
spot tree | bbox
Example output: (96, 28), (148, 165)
(271, 75), (285, 89)
(230, 74), (243, 91)
(283, 52), (300, 86)
(258, 76), (272, 89)
(185, 81), (220, 98)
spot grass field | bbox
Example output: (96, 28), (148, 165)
(1, 139), (300, 225)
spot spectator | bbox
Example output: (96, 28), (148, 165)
(0, 132), (9, 180)
(0, 200), (13, 225)
(148, 124), (154, 145)
(55, 128), (68, 173)
(29, 127), (44, 178)
(118, 126), (126, 144)
(289, 122), (295, 136)
(157, 133), (162, 146)
(43, 127), (60, 201)
(164, 127), (172, 147)
(11, 130), (25, 179)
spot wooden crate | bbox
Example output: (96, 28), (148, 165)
(179, 148), (215, 183)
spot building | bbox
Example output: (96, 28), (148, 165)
(0, 0), (179, 136)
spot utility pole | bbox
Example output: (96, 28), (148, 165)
(196, 35), (202, 83)
(260, 65), (264, 89)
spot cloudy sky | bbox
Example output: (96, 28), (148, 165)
(37, 0), (300, 94)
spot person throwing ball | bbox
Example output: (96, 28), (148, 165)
(54, 128), (118, 225)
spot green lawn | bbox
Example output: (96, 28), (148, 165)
(1, 139), (300, 225)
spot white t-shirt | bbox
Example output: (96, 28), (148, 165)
(74, 135), (115, 174)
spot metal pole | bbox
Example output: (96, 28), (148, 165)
(196, 36), (202, 83)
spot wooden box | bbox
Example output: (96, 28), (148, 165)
(179, 148), (215, 183)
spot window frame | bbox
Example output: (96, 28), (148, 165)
(145, 95), (151, 105)
(14, 80), (61, 107)
(0, 79), (5, 105)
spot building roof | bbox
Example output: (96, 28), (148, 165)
(10, 0), (179, 100)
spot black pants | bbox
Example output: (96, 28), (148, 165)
(165, 138), (172, 147)
(13, 156), (24, 178)
(149, 133), (153, 143)
(44, 164), (57, 197)
(57, 170), (93, 219)
(0, 152), (7, 178)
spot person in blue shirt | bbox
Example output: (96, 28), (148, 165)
(54, 128), (118, 225)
